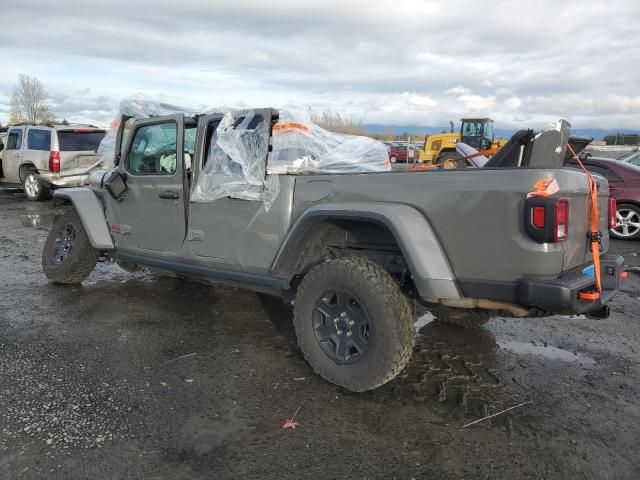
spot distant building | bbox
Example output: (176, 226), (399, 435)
(604, 133), (640, 145)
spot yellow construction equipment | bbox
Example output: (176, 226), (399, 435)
(418, 118), (507, 169)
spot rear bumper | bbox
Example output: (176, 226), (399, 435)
(518, 254), (624, 315)
(38, 172), (89, 188)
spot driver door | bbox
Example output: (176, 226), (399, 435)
(108, 115), (186, 253)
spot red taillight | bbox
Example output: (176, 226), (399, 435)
(608, 198), (617, 229)
(554, 198), (569, 241)
(532, 206), (546, 228)
(49, 151), (60, 173)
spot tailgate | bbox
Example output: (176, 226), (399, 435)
(60, 151), (100, 173)
(561, 170), (610, 272)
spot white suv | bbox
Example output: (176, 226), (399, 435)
(0, 124), (106, 201)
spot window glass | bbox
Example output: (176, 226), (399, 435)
(57, 130), (106, 151)
(623, 152), (640, 166)
(6, 129), (23, 150)
(27, 129), (51, 151)
(127, 122), (178, 175)
(462, 121), (482, 137)
(483, 121), (493, 141)
(184, 126), (197, 156)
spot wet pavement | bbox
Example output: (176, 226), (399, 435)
(1, 189), (640, 479)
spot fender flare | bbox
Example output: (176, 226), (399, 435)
(270, 203), (461, 300)
(53, 188), (114, 250)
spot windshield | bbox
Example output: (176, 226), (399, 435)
(57, 130), (107, 152)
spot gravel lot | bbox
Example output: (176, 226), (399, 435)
(1, 190), (639, 479)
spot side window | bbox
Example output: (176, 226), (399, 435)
(126, 122), (178, 175)
(27, 129), (51, 151)
(6, 129), (23, 150)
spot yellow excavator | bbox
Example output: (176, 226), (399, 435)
(418, 117), (508, 169)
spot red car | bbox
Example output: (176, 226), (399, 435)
(567, 157), (640, 240)
(385, 142), (419, 163)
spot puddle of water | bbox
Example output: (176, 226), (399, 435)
(20, 214), (56, 229)
(498, 340), (595, 364)
(415, 312), (435, 332)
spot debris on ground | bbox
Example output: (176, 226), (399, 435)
(282, 406), (301, 430)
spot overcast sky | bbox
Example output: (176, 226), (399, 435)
(1, 0), (638, 129)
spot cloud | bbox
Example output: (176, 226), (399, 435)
(0, 0), (638, 129)
(505, 97), (522, 109)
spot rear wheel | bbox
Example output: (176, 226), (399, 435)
(610, 203), (640, 240)
(390, 155), (398, 163)
(23, 171), (50, 201)
(293, 256), (415, 392)
(42, 210), (100, 284)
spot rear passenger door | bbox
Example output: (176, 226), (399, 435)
(188, 109), (289, 271)
(1, 127), (25, 183)
(582, 162), (624, 195)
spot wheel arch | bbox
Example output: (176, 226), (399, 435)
(53, 188), (114, 250)
(270, 203), (461, 299)
(18, 162), (37, 182)
(616, 199), (640, 208)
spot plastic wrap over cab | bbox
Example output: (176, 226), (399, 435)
(191, 111), (279, 208)
(267, 111), (391, 175)
(97, 96), (196, 167)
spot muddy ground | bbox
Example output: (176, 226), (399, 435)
(0, 190), (639, 480)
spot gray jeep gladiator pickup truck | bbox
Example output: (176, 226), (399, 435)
(42, 108), (624, 392)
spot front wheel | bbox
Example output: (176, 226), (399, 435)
(42, 210), (100, 284)
(610, 203), (640, 240)
(437, 152), (466, 169)
(23, 171), (50, 201)
(293, 256), (415, 392)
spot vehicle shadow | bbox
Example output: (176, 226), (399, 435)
(256, 293), (297, 345)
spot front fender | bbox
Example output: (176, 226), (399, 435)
(270, 202), (461, 300)
(53, 188), (114, 250)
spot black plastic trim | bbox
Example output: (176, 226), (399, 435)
(459, 254), (624, 315)
(110, 251), (290, 293)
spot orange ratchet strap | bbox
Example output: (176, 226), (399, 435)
(567, 143), (602, 293)
(409, 146), (501, 171)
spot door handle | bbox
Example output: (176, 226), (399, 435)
(159, 191), (179, 199)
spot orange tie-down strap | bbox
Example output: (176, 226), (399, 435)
(567, 143), (602, 293)
(408, 146), (502, 171)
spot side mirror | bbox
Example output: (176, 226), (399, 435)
(103, 170), (128, 201)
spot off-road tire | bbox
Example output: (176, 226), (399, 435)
(42, 210), (100, 284)
(23, 170), (50, 201)
(293, 256), (415, 392)
(434, 306), (493, 328)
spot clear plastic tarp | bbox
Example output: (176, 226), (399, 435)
(267, 111), (391, 175)
(191, 110), (278, 207)
(97, 98), (391, 211)
(97, 95), (196, 167)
